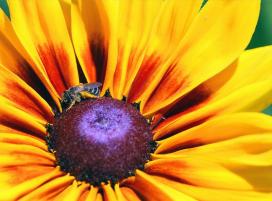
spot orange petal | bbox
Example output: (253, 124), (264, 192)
(120, 187), (141, 201)
(0, 66), (53, 122)
(0, 124), (38, 136)
(95, 193), (103, 201)
(0, 97), (47, 137)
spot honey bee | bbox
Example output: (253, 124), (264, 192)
(61, 82), (102, 111)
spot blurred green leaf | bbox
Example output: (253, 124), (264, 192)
(248, 0), (272, 49)
(249, 0), (272, 114)
(0, 0), (9, 18)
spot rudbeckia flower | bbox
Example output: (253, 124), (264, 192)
(1, 0), (272, 200)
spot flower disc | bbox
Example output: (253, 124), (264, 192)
(49, 97), (153, 185)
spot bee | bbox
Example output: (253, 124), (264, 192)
(61, 82), (102, 111)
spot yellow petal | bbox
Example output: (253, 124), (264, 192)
(149, 113), (272, 192)
(0, 9), (59, 106)
(156, 134), (272, 192)
(152, 46), (272, 140)
(84, 187), (99, 201)
(52, 181), (89, 201)
(99, 0), (119, 95)
(60, 0), (71, 36)
(19, 175), (74, 201)
(72, 0), (202, 99)
(125, 0), (202, 102)
(162, 133), (272, 165)
(156, 113), (272, 152)
(208, 45), (272, 101)
(72, 0), (108, 83)
(154, 176), (272, 201)
(154, 80), (272, 139)
(114, 0), (204, 99)
(102, 183), (117, 201)
(114, 184), (127, 201)
(146, 157), (272, 191)
(127, 170), (197, 201)
(0, 11), (37, 88)
(142, 0), (260, 115)
(7, 0), (79, 95)
(0, 132), (47, 152)
(1, 10), (56, 107)
(0, 142), (55, 164)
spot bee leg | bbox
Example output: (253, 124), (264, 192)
(75, 94), (82, 103)
(66, 99), (76, 111)
(45, 123), (53, 133)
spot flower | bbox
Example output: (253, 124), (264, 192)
(0, 0), (272, 200)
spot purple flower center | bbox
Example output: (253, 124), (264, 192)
(48, 97), (154, 185)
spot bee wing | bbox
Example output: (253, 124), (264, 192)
(87, 82), (102, 88)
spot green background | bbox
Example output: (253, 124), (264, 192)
(0, 0), (271, 114)
(248, 0), (272, 114)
